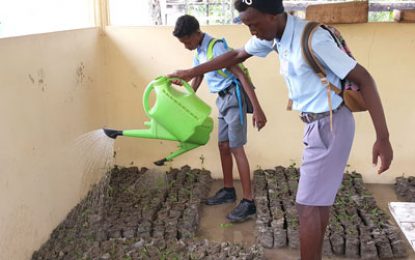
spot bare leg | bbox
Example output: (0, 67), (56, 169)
(219, 141), (233, 188)
(296, 203), (324, 260)
(230, 146), (252, 200)
(318, 206), (330, 259)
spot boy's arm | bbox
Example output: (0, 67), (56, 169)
(228, 65), (267, 131)
(346, 63), (393, 174)
(191, 75), (204, 92)
(169, 49), (252, 82)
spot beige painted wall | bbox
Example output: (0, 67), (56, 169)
(0, 28), (108, 260)
(105, 23), (415, 184)
(1, 22), (414, 260)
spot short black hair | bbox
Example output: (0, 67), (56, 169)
(234, 0), (284, 15)
(173, 15), (200, 38)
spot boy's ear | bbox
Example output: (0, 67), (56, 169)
(266, 13), (279, 22)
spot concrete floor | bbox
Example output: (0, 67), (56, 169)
(197, 180), (415, 259)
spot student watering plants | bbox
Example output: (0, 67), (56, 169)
(172, 14), (267, 223)
(169, 0), (393, 259)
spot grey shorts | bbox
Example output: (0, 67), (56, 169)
(296, 105), (355, 206)
(216, 86), (247, 148)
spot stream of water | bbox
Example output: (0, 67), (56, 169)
(72, 129), (115, 192)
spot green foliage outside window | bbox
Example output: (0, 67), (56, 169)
(369, 11), (395, 22)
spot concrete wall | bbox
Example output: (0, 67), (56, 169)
(0, 28), (108, 260)
(105, 23), (415, 184)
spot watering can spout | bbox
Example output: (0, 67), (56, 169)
(153, 142), (200, 166)
(103, 128), (123, 139)
(154, 158), (168, 166)
(103, 120), (177, 141)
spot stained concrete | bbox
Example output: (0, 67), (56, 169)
(197, 180), (415, 259)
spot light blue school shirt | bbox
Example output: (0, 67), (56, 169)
(244, 14), (357, 113)
(193, 33), (234, 93)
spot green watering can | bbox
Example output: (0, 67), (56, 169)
(103, 76), (213, 166)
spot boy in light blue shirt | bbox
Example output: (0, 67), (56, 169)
(170, 1), (393, 259)
(244, 15), (355, 113)
(173, 15), (267, 223)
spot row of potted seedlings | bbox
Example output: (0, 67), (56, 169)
(254, 166), (408, 259)
(395, 176), (415, 202)
(32, 166), (264, 259)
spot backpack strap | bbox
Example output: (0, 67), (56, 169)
(194, 39), (222, 71)
(302, 22), (325, 78)
(194, 51), (200, 64)
(301, 21), (342, 131)
(205, 38), (245, 125)
(207, 38), (229, 78)
(207, 38), (253, 82)
(301, 22), (341, 95)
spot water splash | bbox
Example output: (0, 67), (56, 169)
(72, 129), (115, 193)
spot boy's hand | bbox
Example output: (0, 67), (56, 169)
(168, 69), (194, 82)
(170, 78), (183, 86)
(372, 138), (393, 174)
(252, 108), (267, 131)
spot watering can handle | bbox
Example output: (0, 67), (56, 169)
(143, 77), (194, 114)
(170, 77), (195, 94)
